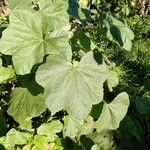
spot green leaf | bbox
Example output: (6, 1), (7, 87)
(33, 135), (49, 150)
(104, 14), (134, 51)
(63, 116), (83, 139)
(37, 120), (63, 142)
(0, 10), (71, 74)
(68, 0), (91, 21)
(7, 88), (46, 125)
(19, 120), (32, 130)
(36, 51), (108, 121)
(95, 92), (129, 132)
(0, 66), (15, 84)
(89, 130), (114, 150)
(0, 136), (5, 144)
(107, 68), (119, 92)
(77, 116), (94, 137)
(4, 129), (32, 148)
(91, 144), (99, 150)
(8, 0), (32, 10)
(38, 0), (69, 29)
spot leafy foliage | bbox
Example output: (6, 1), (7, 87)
(36, 51), (108, 121)
(7, 88), (46, 126)
(0, 65), (14, 84)
(0, 10), (70, 74)
(0, 0), (149, 149)
(95, 92), (129, 132)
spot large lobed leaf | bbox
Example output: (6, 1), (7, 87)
(0, 10), (71, 75)
(36, 51), (108, 122)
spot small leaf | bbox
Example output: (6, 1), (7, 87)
(95, 92), (129, 132)
(107, 68), (119, 92)
(89, 130), (114, 150)
(7, 88), (46, 125)
(4, 129), (32, 148)
(0, 66), (15, 84)
(36, 51), (108, 122)
(37, 120), (63, 142)
(63, 116), (83, 139)
(103, 14), (134, 51)
(33, 135), (49, 150)
(77, 116), (94, 137)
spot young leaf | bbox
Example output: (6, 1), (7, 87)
(0, 10), (71, 74)
(89, 130), (114, 150)
(63, 116), (83, 139)
(4, 128), (32, 148)
(7, 88), (46, 125)
(36, 51), (108, 122)
(37, 120), (63, 142)
(77, 116), (94, 137)
(107, 68), (119, 92)
(0, 66), (15, 84)
(95, 92), (129, 132)
(33, 135), (49, 150)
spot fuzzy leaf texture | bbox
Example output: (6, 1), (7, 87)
(104, 14), (134, 51)
(36, 51), (108, 122)
(107, 68), (119, 92)
(0, 66), (15, 84)
(7, 88), (46, 125)
(4, 129), (32, 149)
(63, 116), (83, 139)
(7, 0), (32, 10)
(37, 120), (63, 142)
(95, 92), (129, 132)
(0, 10), (71, 75)
(38, 0), (69, 29)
